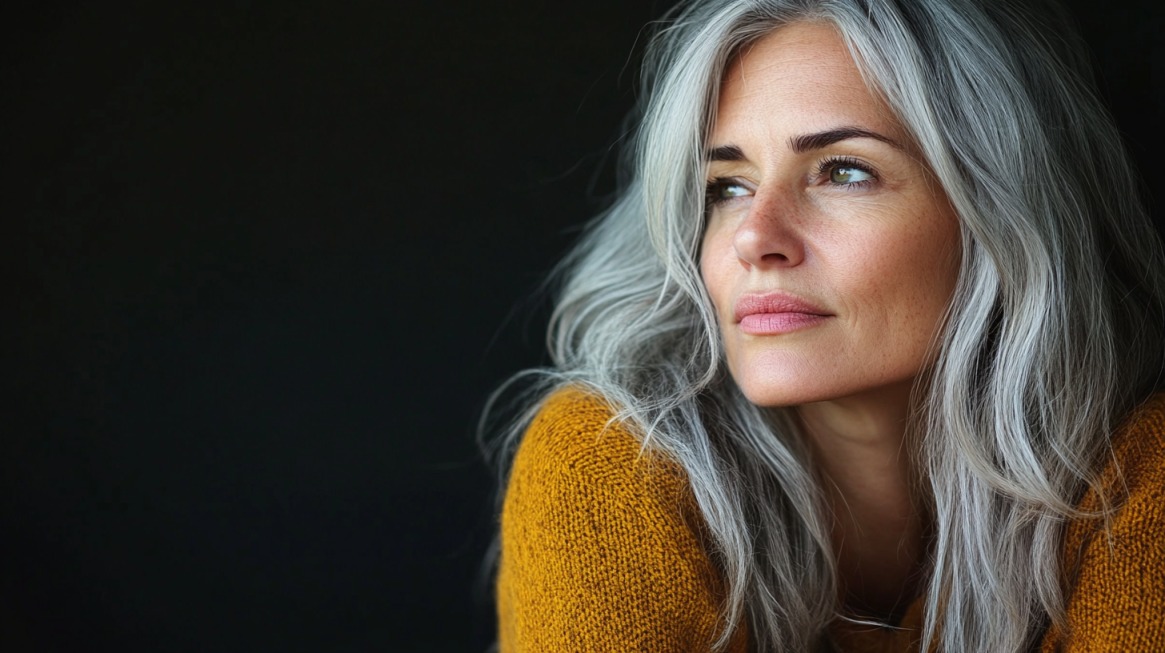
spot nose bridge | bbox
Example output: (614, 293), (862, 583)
(733, 185), (804, 268)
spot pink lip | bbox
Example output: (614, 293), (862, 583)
(734, 292), (831, 335)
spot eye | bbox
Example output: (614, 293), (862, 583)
(818, 157), (877, 188)
(705, 178), (753, 205)
(830, 165), (873, 184)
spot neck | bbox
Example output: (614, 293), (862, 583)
(795, 381), (928, 620)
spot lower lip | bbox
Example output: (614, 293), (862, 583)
(738, 313), (828, 335)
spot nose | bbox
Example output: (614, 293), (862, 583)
(732, 189), (805, 268)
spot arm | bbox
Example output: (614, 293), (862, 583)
(496, 390), (745, 652)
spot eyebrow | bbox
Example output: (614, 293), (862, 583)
(705, 127), (902, 162)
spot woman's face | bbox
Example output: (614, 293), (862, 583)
(700, 22), (961, 408)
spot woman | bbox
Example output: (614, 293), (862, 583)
(488, 0), (1165, 650)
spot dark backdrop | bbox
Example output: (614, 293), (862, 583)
(5, 1), (1160, 652)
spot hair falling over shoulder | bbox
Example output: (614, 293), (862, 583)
(482, 1), (1165, 650)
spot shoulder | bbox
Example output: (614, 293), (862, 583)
(1108, 391), (1165, 483)
(508, 387), (684, 492)
(1071, 391), (1165, 517)
(1086, 392), (1165, 536)
(1046, 392), (1165, 650)
(512, 387), (641, 467)
(500, 387), (701, 563)
(496, 387), (744, 652)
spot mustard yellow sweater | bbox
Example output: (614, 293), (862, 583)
(497, 389), (1165, 652)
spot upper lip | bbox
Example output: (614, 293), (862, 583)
(733, 292), (830, 323)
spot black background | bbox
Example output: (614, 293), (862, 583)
(5, 1), (1160, 652)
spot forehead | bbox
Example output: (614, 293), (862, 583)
(712, 22), (903, 145)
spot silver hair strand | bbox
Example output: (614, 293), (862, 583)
(484, 0), (1165, 650)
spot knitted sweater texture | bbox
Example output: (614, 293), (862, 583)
(496, 389), (1165, 651)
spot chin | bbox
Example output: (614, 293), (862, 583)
(737, 385), (822, 409)
(729, 366), (829, 408)
(727, 358), (919, 409)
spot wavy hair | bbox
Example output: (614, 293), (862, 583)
(485, 0), (1165, 650)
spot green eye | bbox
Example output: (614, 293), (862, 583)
(830, 165), (873, 184)
(706, 178), (752, 205)
(719, 183), (750, 199)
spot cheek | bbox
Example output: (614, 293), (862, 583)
(699, 226), (732, 312)
(907, 212), (961, 307)
(835, 208), (960, 340)
(873, 215), (961, 341)
(700, 225), (755, 382)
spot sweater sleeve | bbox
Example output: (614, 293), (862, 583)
(496, 389), (747, 652)
(1041, 394), (1165, 651)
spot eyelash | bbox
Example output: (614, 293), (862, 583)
(704, 156), (879, 207)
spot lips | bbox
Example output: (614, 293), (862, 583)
(733, 292), (831, 335)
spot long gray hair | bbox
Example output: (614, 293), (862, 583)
(485, 0), (1165, 650)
